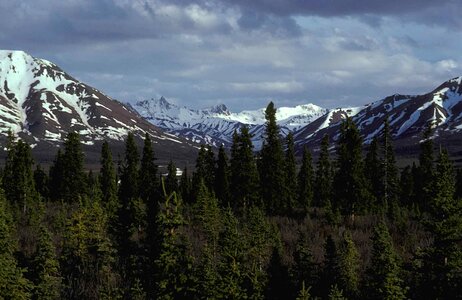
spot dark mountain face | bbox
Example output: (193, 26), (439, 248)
(0, 50), (198, 165)
(293, 76), (462, 158)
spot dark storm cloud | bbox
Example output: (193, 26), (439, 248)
(0, 0), (460, 111)
(0, 0), (233, 48)
(237, 10), (302, 37)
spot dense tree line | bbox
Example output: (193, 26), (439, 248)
(0, 102), (461, 299)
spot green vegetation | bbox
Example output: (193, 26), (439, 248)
(1, 103), (461, 299)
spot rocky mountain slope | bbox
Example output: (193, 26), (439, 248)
(294, 76), (462, 157)
(136, 76), (462, 159)
(135, 97), (327, 149)
(0, 50), (198, 164)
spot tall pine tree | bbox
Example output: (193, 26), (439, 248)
(2, 139), (37, 212)
(33, 225), (61, 300)
(215, 145), (231, 206)
(259, 102), (286, 214)
(365, 137), (383, 208)
(116, 132), (141, 285)
(61, 132), (87, 202)
(61, 198), (118, 299)
(337, 231), (360, 299)
(298, 146), (314, 211)
(381, 117), (399, 210)
(99, 141), (118, 219)
(153, 185), (194, 299)
(418, 148), (462, 299)
(365, 222), (406, 300)
(416, 122), (435, 211)
(314, 135), (332, 208)
(230, 127), (260, 210)
(165, 160), (179, 195)
(333, 118), (369, 215)
(285, 132), (297, 212)
(0, 189), (32, 299)
(193, 145), (215, 194)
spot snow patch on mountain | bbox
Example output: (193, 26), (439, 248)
(135, 97), (328, 147)
(0, 50), (189, 148)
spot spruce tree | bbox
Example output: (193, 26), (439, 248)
(139, 133), (158, 204)
(2, 139), (37, 212)
(259, 102), (286, 214)
(295, 281), (312, 300)
(321, 235), (339, 298)
(314, 135), (332, 207)
(266, 246), (291, 300)
(179, 167), (192, 204)
(61, 199), (118, 299)
(33, 225), (61, 300)
(34, 165), (49, 200)
(165, 160), (179, 195)
(365, 137), (382, 208)
(118, 132), (140, 204)
(217, 208), (246, 298)
(399, 165), (414, 207)
(116, 132), (140, 282)
(242, 206), (273, 299)
(99, 141), (118, 218)
(193, 145), (215, 194)
(153, 188), (194, 299)
(416, 123), (434, 211)
(328, 285), (346, 300)
(215, 145), (231, 206)
(61, 132), (87, 202)
(297, 146), (314, 211)
(48, 149), (65, 201)
(455, 168), (462, 200)
(195, 180), (221, 257)
(418, 148), (462, 299)
(230, 127), (260, 210)
(196, 243), (220, 299)
(333, 118), (369, 215)
(337, 231), (359, 298)
(381, 118), (399, 207)
(365, 222), (406, 300)
(0, 190), (32, 299)
(291, 233), (318, 298)
(285, 132), (297, 212)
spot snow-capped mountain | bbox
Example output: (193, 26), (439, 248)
(294, 76), (462, 155)
(135, 97), (327, 148)
(0, 50), (198, 163)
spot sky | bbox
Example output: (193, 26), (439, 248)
(1, 0), (461, 111)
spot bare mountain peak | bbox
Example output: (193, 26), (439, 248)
(207, 103), (230, 115)
(159, 96), (172, 108)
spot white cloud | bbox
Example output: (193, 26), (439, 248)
(231, 81), (304, 93)
(0, 0), (461, 111)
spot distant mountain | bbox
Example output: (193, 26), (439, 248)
(0, 50), (198, 164)
(294, 76), (462, 157)
(136, 76), (462, 160)
(135, 97), (327, 148)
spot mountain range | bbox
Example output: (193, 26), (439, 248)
(294, 76), (462, 158)
(0, 50), (198, 164)
(1, 50), (462, 164)
(135, 97), (329, 149)
(135, 76), (462, 159)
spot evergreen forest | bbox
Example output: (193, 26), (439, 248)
(1, 102), (461, 299)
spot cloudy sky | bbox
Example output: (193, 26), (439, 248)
(1, 0), (461, 111)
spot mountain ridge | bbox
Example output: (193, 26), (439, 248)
(0, 50), (198, 164)
(135, 96), (328, 148)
